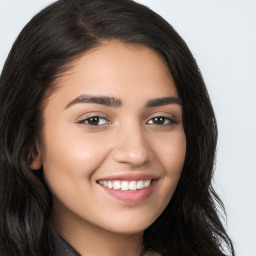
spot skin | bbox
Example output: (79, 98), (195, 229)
(31, 41), (186, 256)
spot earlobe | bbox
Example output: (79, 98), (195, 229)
(28, 140), (42, 170)
(30, 154), (42, 170)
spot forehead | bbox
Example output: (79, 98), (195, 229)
(45, 40), (178, 108)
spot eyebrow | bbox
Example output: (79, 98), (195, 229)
(65, 95), (122, 109)
(145, 97), (182, 107)
(64, 94), (181, 110)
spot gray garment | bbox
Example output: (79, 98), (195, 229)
(52, 230), (81, 256)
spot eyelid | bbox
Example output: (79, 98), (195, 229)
(75, 111), (109, 121)
(147, 112), (177, 119)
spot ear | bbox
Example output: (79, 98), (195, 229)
(28, 139), (42, 170)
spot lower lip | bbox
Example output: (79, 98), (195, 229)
(98, 181), (157, 203)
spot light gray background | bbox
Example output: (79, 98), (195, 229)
(0, 0), (255, 255)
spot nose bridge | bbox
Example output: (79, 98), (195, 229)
(112, 121), (152, 165)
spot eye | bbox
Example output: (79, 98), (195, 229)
(77, 116), (110, 126)
(147, 116), (178, 126)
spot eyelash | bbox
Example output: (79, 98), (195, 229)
(77, 115), (178, 127)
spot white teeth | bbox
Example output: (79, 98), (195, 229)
(129, 181), (137, 191)
(98, 179), (152, 191)
(144, 180), (151, 188)
(113, 181), (121, 190)
(121, 181), (129, 191)
(107, 181), (113, 189)
(137, 180), (144, 189)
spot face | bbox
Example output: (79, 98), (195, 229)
(34, 41), (186, 235)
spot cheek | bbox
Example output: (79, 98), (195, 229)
(41, 126), (110, 183)
(155, 130), (186, 176)
(154, 131), (186, 204)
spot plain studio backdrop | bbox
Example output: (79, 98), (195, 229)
(0, 0), (255, 255)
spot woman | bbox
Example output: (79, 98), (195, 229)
(0, 0), (235, 255)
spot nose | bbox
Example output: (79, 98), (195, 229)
(112, 123), (154, 166)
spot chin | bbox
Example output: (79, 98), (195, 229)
(97, 213), (158, 235)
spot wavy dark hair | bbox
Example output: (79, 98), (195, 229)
(0, 0), (235, 255)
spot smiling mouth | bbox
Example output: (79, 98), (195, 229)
(97, 177), (157, 203)
(97, 180), (152, 191)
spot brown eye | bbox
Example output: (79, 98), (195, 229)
(87, 117), (101, 125)
(152, 117), (166, 125)
(147, 116), (178, 126)
(78, 116), (110, 126)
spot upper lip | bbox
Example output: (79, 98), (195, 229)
(96, 173), (159, 181)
